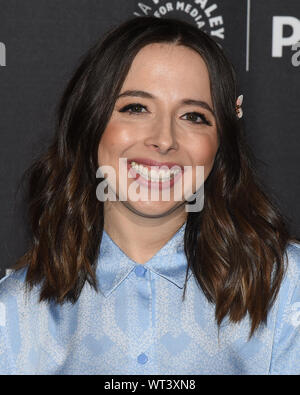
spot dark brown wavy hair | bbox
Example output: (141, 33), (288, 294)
(14, 16), (299, 339)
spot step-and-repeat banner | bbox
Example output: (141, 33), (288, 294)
(0, 0), (299, 277)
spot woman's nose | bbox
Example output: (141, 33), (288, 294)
(144, 116), (178, 154)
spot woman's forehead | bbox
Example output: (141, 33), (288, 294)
(121, 43), (212, 103)
(129, 43), (209, 77)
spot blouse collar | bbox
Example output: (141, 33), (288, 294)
(96, 221), (191, 297)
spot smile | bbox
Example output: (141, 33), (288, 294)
(129, 161), (181, 182)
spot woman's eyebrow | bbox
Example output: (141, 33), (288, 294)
(117, 90), (215, 116)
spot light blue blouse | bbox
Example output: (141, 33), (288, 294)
(0, 222), (299, 375)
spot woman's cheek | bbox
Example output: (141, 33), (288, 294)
(191, 136), (218, 181)
(98, 123), (128, 163)
(191, 135), (218, 165)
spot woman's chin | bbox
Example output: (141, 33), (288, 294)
(123, 199), (184, 217)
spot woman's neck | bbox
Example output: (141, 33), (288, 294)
(103, 201), (187, 264)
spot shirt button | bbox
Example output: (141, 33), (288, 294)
(134, 265), (147, 277)
(137, 353), (148, 364)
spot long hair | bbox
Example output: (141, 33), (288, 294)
(14, 16), (299, 338)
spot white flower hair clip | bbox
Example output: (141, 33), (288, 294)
(235, 95), (243, 119)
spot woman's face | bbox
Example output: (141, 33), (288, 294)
(98, 43), (219, 217)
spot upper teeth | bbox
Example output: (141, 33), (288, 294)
(130, 161), (181, 181)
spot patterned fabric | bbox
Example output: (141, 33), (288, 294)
(0, 222), (299, 375)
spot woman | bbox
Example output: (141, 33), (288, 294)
(0, 16), (299, 375)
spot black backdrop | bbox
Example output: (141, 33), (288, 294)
(0, 0), (299, 278)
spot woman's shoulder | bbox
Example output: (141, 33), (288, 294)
(284, 240), (300, 282)
(0, 267), (39, 309)
(277, 240), (300, 303)
(286, 239), (300, 256)
(0, 267), (28, 294)
(273, 239), (300, 328)
(268, 240), (300, 374)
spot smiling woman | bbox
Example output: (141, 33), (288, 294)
(98, 42), (218, 227)
(0, 16), (300, 375)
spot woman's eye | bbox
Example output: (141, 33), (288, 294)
(118, 105), (211, 126)
(119, 103), (148, 114)
(182, 112), (211, 126)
